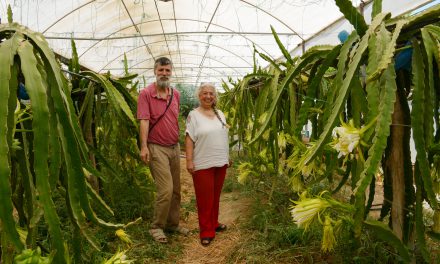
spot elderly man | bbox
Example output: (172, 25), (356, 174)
(137, 57), (188, 243)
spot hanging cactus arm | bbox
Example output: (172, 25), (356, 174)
(82, 71), (137, 128)
(296, 45), (342, 136)
(367, 20), (407, 83)
(0, 33), (24, 251)
(372, 0), (382, 18)
(305, 13), (389, 165)
(364, 24), (390, 141)
(18, 40), (66, 263)
(353, 63), (396, 238)
(270, 25), (293, 65)
(411, 39), (439, 209)
(7, 4), (13, 23)
(250, 47), (333, 145)
(335, 0), (368, 37)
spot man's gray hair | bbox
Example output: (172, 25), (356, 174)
(154, 57), (173, 70)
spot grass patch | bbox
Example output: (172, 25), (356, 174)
(123, 222), (184, 263)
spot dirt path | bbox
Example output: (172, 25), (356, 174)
(175, 158), (251, 264)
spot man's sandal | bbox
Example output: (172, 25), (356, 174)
(149, 228), (168, 243)
(215, 224), (227, 232)
(168, 226), (190, 236)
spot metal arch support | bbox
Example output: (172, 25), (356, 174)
(195, 45), (210, 86)
(172, 0), (184, 80)
(138, 67), (232, 84)
(135, 63), (232, 84)
(98, 38), (252, 72)
(120, 0), (154, 60)
(154, 0), (172, 59)
(206, 0), (223, 32)
(118, 54), (245, 88)
(42, 0), (96, 33)
(42, 0), (302, 55)
(239, 0), (304, 41)
(136, 66), (232, 85)
(108, 51), (244, 75)
(76, 18), (276, 60)
(105, 66), (253, 70)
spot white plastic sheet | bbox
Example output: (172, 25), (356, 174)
(0, 0), (435, 89)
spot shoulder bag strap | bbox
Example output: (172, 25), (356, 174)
(149, 88), (174, 133)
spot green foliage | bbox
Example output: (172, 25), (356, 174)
(334, 0), (368, 37)
(296, 45), (341, 137)
(18, 38), (66, 262)
(226, 179), (320, 263)
(7, 4), (13, 23)
(69, 39), (80, 74)
(175, 83), (198, 117)
(14, 247), (54, 264)
(306, 13), (388, 166)
(364, 220), (410, 262)
(221, 4), (440, 262)
(123, 53), (129, 75)
(178, 114), (186, 148)
(0, 23), (148, 263)
(83, 71), (137, 128)
(270, 25), (293, 66)
(0, 31), (24, 252)
(411, 39), (438, 209)
(122, 223), (184, 262)
(2, 2), (440, 263)
(372, 0), (382, 18)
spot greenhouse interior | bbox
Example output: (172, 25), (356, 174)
(1, 0), (440, 263)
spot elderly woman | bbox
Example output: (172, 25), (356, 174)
(185, 83), (230, 246)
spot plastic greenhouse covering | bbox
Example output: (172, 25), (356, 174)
(0, 0), (436, 89)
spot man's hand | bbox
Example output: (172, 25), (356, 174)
(139, 120), (150, 163)
(140, 146), (150, 164)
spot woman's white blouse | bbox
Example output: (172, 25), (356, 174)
(186, 109), (229, 171)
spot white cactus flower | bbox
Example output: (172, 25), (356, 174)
(332, 125), (361, 158)
(331, 118), (376, 159)
(290, 194), (331, 230)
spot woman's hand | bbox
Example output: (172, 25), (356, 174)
(185, 135), (195, 175)
(228, 159), (232, 168)
(186, 160), (195, 175)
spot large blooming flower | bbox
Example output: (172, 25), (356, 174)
(291, 192), (354, 253)
(290, 191), (354, 230)
(331, 118), (376, 159)
(290, 192), (331, 231)
(332, 125), (361, 158)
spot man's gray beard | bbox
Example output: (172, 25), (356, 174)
(157, 79), (170, 89)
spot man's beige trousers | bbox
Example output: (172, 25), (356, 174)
(148, 143), (181, 229)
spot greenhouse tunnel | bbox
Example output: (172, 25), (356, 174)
(2, 0), (440, 263)
(0, 0), (435, 89)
